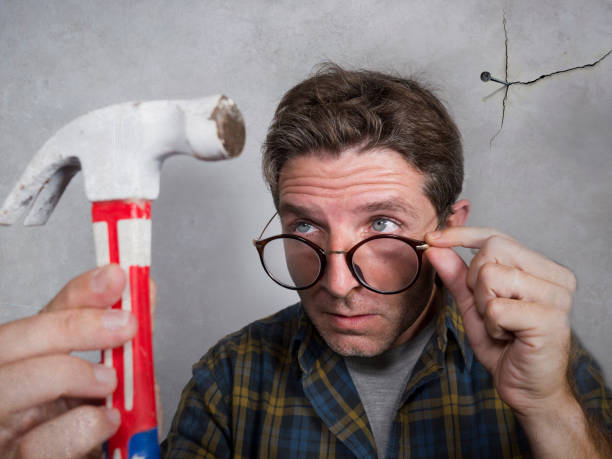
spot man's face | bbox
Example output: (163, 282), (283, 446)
(277, 148), (439, 357)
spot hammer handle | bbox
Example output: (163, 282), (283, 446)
(92, 200), (159, 459)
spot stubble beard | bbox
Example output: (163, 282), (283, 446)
(302, 268), (436, 358)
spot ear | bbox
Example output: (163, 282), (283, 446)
(445, 199), (470, 228)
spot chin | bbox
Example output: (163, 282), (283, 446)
(323, 332), (393, 358)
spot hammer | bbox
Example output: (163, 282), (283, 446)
(0, 96), (245, 458)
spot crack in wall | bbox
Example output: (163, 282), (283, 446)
(501, 15), (509, 131)
(509, 49), (611, 87)
(487, 13), (611, 144)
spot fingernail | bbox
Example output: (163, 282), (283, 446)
(94, 364), (116, 385)
(102, 309), (130, 330)
(428, 231), (441, 240)
(106, 408), (120, 425)
(91, 266), (111, 293)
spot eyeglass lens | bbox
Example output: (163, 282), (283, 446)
(262, 238), (322, 288)
(261, 236), (419, 293)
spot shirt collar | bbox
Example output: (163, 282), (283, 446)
(290, 305), (328, 375)
(433, 289), (474, 371)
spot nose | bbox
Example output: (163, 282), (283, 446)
(322, 249), (360, 298)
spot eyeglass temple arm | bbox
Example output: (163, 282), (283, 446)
(254, 211), (279, 241)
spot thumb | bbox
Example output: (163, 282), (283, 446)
(426, 247), (491, 359)
(426, 247), (472, 312)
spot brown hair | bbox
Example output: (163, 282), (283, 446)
(262, 63), (464, 222)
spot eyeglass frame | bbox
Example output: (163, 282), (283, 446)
(252, 213), (430, 295)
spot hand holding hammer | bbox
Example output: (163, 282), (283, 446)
(1, 96), (245, 458)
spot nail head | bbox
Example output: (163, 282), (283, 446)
(480, 71), (491, 82)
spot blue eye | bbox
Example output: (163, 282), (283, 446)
(295, 222), (315, 234)
(372, 218), (399, 232)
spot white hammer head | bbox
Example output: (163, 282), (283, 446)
(0, 95), (245, 226)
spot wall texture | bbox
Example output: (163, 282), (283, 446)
(1, 0), (610, 439)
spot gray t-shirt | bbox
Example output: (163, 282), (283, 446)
(345, 320), (436, 458)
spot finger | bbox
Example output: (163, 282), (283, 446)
(3, 397), (78, 438)
(426, 247), (490, 351)
(483, 298), (570, 342)
(17, 405), (120, 459)
(41, 264), (126, 314)
(466, 235), (576, 291)
(0, 355), (117, 418)
(0, 308), (137, 365)
(426, 226), (508, 249)
(426, 248), (472, 308)
(473, 263), (574, 316)
(428, 227), (576, 290)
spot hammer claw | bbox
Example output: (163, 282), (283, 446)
(23, 164), (81, 226)
(0, 153), (80, 226)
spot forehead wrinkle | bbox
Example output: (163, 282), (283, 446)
(277, 148), (434, 222)
(279, 154), (415, 188)
(280, 168), (410, 188)
(279, 175), (427, 215)
(279, 181), (412, 198)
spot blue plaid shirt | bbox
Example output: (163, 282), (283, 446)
(161, 297), (611, 458)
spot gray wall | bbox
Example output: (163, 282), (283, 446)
(1, 0), (610, 439)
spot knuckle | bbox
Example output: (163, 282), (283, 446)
(486, 234), (515, 253)
(67, 405), (115, 443)
(510, 268), (524, 293)
(18, 405), (111, 459)
(74, 405), (108, 427)
(483, 235), (501, 251)
(60, 309), (84, 339)
(46, 355), (83, 397)
(477, 237), (498, 260)
(477, 262), (498, 285)
(484, 298), (503, 323)
(18, 404), (49, 432)
(61, 281), (81, 310)
(565, 270), (577, 293)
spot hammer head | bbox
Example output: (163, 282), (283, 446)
(0, 95), (245, 226)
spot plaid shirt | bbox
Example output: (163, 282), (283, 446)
(161, 297), (612, 458)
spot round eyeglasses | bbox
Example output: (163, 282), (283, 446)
(253, 231), (429, 295)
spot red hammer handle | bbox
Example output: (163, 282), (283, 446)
(92, 200), (158, 459)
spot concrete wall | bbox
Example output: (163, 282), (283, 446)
(1, 0), (610, 438)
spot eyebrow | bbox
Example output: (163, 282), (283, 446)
(279, 200), (419, 221)
(278, 202), (318, 218)
(355, 200), (420, 221)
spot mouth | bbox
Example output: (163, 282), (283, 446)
(325, 312), (378, 330)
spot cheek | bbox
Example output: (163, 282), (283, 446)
(380, 297), (413, 325)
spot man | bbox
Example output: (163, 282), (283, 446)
(0, 64), (610, 458)
(159, 65), (611, 457)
